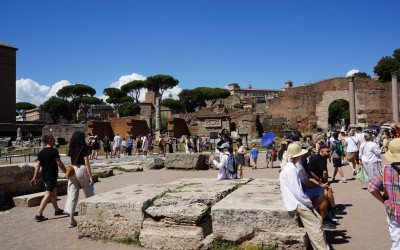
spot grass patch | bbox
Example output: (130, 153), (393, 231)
(112, 166), (128, 172)
(232, 182), (246, 191)
(212, 238), (241, 250)
(132, 188), (142, 193)
(91, 231), (141, 246)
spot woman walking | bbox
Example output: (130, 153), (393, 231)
(359, 133), (381, 184)
(64, 131), (94, 228)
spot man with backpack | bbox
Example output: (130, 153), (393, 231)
(330, 132), (347, 183)
(212, 142), (237, 180)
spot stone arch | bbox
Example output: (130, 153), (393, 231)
(315, 90), (349, 130)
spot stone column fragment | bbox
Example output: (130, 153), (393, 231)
(348, 77), (356, 126)
(392, 73), (399, 122)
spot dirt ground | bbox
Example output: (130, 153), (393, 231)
(0, 153), (392, 250)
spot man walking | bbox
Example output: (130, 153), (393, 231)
(30, 134), (67, 222)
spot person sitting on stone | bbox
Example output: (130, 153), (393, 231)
(308, 144), (345, 217)
(296, 143), (336, 229)
(280, 142), (330, 250)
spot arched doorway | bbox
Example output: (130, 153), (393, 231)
(328, 99), (350, 129)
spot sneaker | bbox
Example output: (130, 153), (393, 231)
(68, 220), (77, 228)
(35, 215), (48, 222)
(332, 207), (347, 215)
(332, 177), (336, 182)
(352, 169), (357, 176)
(54, 209), (65, 216)
(325, 216), (339, 224)
(323, 220), (336, 229)
(339, 178), (347, 183)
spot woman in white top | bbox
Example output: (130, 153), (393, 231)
(359, 133), (381, 184)
(344, 129), (359, 175)
(184, 139), (190, 154)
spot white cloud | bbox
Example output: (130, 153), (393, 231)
(162, 85), (182, 99)
(16, 78), (72, 106)
(110, 73), (147, 89)
(45, 80), (72, 99)
(346, 69), (360, 77)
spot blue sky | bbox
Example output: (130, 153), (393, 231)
(1, 0), (399, 104)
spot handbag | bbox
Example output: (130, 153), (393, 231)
(65, 147), (83, 177)
(357, 166), (366, 184)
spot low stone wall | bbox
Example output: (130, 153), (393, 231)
(77, 178), (308, 249)
(140, 178), (250, 249)
(78, 183), (177, 239)
(212, 179), (307, 248)
(165, 153), (209, 170)
(0, 164), (44, 206)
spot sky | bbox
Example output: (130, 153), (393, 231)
(1, 0), (399, 105)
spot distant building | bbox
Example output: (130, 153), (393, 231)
(16, 108), (53, 124)
(227, 83), (283, 103)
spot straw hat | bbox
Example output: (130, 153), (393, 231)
(385, 138), (400, 163)
(287, 142), (308, 158)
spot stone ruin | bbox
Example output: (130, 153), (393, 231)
(77, 178), (307, 249)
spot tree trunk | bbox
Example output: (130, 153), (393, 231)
(155, 95), (162, 136)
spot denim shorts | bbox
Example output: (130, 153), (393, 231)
(304, 187), (324, 200)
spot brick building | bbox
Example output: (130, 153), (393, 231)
(0, 42), (17, 123)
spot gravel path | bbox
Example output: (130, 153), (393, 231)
(0, 153), (391, 249)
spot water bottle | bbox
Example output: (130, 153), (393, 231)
(88, 184), (94, 192)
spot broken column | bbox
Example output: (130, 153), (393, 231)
(348, 76), (356, 126)
(392, 72), (399, 122)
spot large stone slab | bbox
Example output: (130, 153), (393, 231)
(77, 183), (178, 240)
(140, 178), (250, 250)
(13, 179), (68, 207)
(211, 178), (307, 249)
(164, 154), (208, 170)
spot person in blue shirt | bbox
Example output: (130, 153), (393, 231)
(250, 144), (259, 169)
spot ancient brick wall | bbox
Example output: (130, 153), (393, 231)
(167, 117), (190, 138)
(267, 77), (394, 132)
(87, 121), (114, 138)
(42, 124), (87, 142)
(109, 116), (149, 139)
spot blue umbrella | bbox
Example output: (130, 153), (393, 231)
(261, 132), (275, 148)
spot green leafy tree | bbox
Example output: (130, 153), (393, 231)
(328, 99), (350, 127)
(162, 98), (184, 114)
(16, 102), (37, 111)
(354, 72), (371, 79)
(75, 96), (103, 105)
(374, 49), (400, 82)
(103, 87), (128, 105)
(118, 102), (141, 117)
(40, 96), (72, 123)
(121, 80), (145, 103)
(145, 74), (179, 135)
(57, 84), (97, 122)
(178, 87), (230, 112)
